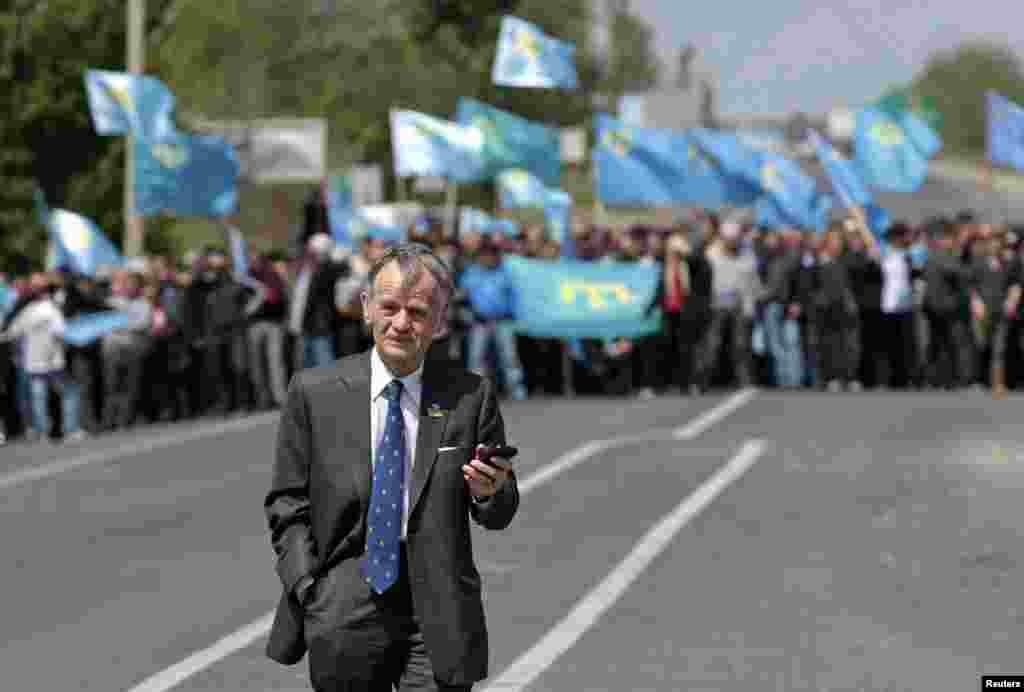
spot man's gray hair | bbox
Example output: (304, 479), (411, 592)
(367, 242), (454, 309)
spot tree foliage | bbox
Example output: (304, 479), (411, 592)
(0, 0), (178, 269)
(604, 8), (660, 98)
(912, 41), (1024, 154)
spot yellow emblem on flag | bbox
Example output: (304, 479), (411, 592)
(601, 129), (632, 158)
(869, 119), (905, 147)
(58, 214), (94, 254)
(761, 162), (783, 193)
(559, 280), (634, 309)
(514, 27), (540, 60)
(152, 142), (189, 169)
(106, 81), (134, 114)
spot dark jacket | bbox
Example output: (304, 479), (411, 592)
(923, 247), (975, 318)
(264, 351), (519, 685)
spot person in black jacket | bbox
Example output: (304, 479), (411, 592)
(841, 221), (885, 389)
(921, 218), (978, 389)
(811, 227), (860, 391)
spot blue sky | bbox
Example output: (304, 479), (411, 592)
(629, 0), (1024, 116)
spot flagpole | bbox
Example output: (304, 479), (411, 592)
(124, 0), (145, 259)
(444, 178), (458, 240)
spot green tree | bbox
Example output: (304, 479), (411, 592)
(0, 0), (177, 269)
(604, 7), (660, 98)
(912, 41), (1024, 155)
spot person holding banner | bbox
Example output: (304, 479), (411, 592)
(0, 274), (84, 444)
(264, 242), (519, 691)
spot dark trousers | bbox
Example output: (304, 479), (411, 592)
(698, 307), (751, 389)
(857, 308), (886, 389)
(307, 548), (472, 692)
(658, 310), (705, 392)
(814, 317), (859, 385)
(923, 309), (974, 388)
(879, 311), (919, 389)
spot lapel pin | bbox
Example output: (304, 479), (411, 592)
(427, 403), (447, 418)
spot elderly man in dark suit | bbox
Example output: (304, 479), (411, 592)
(264, 242), (519, 692)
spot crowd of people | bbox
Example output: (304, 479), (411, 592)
(2, 206), (1022, 446)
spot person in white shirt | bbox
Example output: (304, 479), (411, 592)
(879, 222), (920, 389)
(0, 276), (84, 443)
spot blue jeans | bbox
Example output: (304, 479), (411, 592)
(302, 335), (335, 370)
(762, 302), (804, 387)
(466, 321), (527, 399)
(29, 371), (81, 437)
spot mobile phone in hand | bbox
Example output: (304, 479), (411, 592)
(475, 444), (518, 470)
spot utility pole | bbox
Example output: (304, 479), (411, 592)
(124, 0), (145, 258)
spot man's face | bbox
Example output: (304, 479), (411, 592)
(362, 261), (443, 375)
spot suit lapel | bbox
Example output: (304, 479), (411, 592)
(409, 360), (449, 518)
(345, 352), (373, 510)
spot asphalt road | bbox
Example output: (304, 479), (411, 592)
(3, 389), (1024, 691)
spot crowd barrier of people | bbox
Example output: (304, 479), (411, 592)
(3, 207), (1022, 447)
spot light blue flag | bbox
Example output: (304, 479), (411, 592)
(987, 91), (1024, 173)
(755, 193), (832, 232)
(864, 203), (891, 241)
(504, 255), (661, 339)
(63, 311), (134, 347)
(325, 174), (356, 247)
(48, 209), (124, 276)
(459, 208), (519, 237)
(492, 16), (578, 90)
(809, 129), (872, 208)
(693, 129), (826, 229)
(594, 115), (759, 208)
(854, 107), (941, 192)
(497, 169), (552, 208)
(543, 190), (575, 257)
(456, 98), (562, 185)
(0, 281), (16, 322)
(350, 205), (413, 244)
(84, 69), (177, 140)
(133, 131), (240, 217)
(390, 110), (487, 183)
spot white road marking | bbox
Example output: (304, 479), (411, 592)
(121, 390), (757, 692)
(674, 387), (758, 439)
(125, 613), (276, 692)
(0, 413), (277, 492)
(481, 439), (768, 692)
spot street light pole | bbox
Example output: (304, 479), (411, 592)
(124, 0), (145, 258)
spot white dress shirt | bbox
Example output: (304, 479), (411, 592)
(370, 347), (423, 541)
(881, 249), (913, 314)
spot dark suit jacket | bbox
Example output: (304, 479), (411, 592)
(264, 349), (519, 685)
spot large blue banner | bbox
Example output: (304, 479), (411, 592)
(987, 91), (1024, 173)
(594, 115), (758, 208)
(504, 255), (661, 338)
(133, 131), (240, 217)
(456, 99), (562, 186)
(63, 311), (133, 347)
(84, 69), (177, 140)
(854, 106), (941, 192)
(492, 16), (578, 90)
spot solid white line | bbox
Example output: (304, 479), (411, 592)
(121, 391), (757, 692)
(0, 413), (277, 492)
(673, 387), (758, 440)
(126, 613), (277, 692)
(481, 439), (767, 692)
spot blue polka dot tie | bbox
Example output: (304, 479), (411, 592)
(363, 379), (406, 594)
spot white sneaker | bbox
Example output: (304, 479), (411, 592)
(848, 381), (863, 393)
(636, 387), (656, 400)
(826, 380), (842, 393)
(63, 430), (89, 444)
